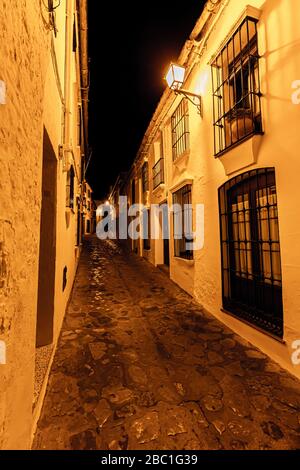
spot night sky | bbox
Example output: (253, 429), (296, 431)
(87, 1), (206, 199)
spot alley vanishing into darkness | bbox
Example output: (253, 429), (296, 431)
(34, 237), (300, 450)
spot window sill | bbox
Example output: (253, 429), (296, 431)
(143, 190), (150, 205)
(66, 207), (75, 215)
(173, 150), (190, 170)
(173, 256), (194, 266)
(216, 133), (264, 176)
(221, 308), (285, 344)
(152, 183), (165, 194)
(215, 131), (264, 159)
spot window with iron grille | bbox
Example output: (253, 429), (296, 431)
(66, 165), (75, 210)
(131, 179), (136, 204)
(211, 17), (263, 156)
(173, 185), (193, 260)
(77, 106), (82, 146)
(73, 16), (77, 52)
(142, 162), (149, 193)
(219, 168), (283, 338)
(152, 158), (164, 189)
(171, 99), (190, 161)
(142, 208), (151, 250)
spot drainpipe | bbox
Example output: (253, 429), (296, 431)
(77, 0), (89, 163)
(64, 0), (73, 151)
(77, 0), (89, 245)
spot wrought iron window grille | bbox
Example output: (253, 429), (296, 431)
(211, 17), (263, 156)
(152, 158), (165, 190)
(218, 168), (283, 338)
(142, 162), (149, 193)
(171, 99), (190, 162)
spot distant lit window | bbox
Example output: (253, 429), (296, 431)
(152, 158), (164, 189)
(142, 162), (149, 193)
(86, 220), (91, 234)
(131, 180), (136, 204)
(171, 99), (190, 161)
(211, 17), (262, 156)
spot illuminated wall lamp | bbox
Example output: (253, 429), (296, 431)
(165, 63), (202, 115)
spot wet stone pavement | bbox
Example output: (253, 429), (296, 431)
(33, 237), (300, 450)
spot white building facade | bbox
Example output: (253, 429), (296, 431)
(111, 0), (300, 378)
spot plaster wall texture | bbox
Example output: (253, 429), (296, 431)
(128, 0), (300, 378)
(0, 0), (50, 449)
(0, 0), (84, 448)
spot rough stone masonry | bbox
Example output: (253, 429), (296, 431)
(0, 0), (50, 449)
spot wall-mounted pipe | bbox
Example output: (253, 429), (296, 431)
(77, 0), (89, 159)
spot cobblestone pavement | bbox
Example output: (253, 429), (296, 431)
(33, 237), (300, 450)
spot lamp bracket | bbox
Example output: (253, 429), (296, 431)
(175, 89), (202, 116)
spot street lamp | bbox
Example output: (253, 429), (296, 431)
(165, 63), (202, 115)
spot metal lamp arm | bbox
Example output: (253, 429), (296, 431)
(174, 89), (202, 115)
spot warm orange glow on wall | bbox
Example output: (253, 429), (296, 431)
(194, 68), (210, 95)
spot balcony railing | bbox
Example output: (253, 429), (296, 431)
(152, 158), (164, 190)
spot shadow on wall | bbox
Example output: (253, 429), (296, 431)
(260, 0), (300, 108)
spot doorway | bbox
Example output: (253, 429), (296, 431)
(160, 202), (170, 268)
(36, 127), (57, 347)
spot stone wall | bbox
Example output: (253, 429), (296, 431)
(0, 0), (49, 449)
(0, 0), (50, 449)
(0, 0), (86, 449)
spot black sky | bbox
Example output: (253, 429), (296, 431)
(87, 1), (206, 199)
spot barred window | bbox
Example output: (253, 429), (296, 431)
(142, 162), (149, 192)
(66, 165), (75, 210)
(142, 208), (151, 251)
(219, 168), (283, 338)
(131, 179), (136, 204)
(152, 158), (164, 189)
(77, 106), (82, 146)
(211, 17), (262, 156)
(173, 185), (193, 260)
(171, 99), (190, 161)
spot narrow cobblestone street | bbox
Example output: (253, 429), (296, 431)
(33, 237), (300, 450)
